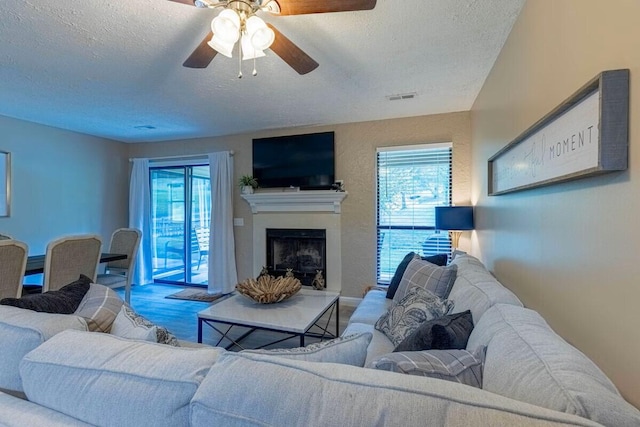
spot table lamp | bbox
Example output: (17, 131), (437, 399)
(435, 206), (474, 250)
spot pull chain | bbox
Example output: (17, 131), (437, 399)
(238, 40), (243, 79)
(252, 57), (258, 77)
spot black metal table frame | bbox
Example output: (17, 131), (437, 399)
(197, 298), (339, 350)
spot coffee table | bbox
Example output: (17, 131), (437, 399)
(197, 289), (340, 349)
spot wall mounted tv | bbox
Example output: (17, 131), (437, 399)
(252, 131), (335, 190)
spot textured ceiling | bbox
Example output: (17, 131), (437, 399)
(0, 0), (525, 143)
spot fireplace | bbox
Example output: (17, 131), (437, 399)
(266, 228), (326, 287)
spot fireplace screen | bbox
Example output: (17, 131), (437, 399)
(266, 228), (326, 287)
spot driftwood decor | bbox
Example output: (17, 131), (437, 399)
(236, 275), (301, 304)
(488, 69), (629, 196)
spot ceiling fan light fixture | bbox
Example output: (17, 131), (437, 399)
(208, 35), (235, 58)
(245, 15), (275, 51)
(241, 33), (266, 60)
(211, 9), (241, 43)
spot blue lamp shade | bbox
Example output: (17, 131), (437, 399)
(435, 206), (474, 231)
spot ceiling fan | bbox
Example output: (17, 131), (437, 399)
(170, 0), (377, 75)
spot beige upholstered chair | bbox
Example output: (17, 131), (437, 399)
(43, 234), (102, 293)
(96, 228), (141, 304)
(0, 239), (28, 299)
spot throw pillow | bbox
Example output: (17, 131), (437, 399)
(103, 302), (181, 346)
(370, 347), (486, 388)
(394, 310), (474, 352)
(241, 333), (372, 367)
(393, 258), (458, 303)
(74, 283), (124, 333)
(375, 287), (454, 347)
(0, 275), (91, 314)
(386, 252), (448, 299)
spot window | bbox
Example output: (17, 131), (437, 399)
(376, 143), (452, 283)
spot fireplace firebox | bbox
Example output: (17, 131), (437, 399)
(266, 228), (326, 287)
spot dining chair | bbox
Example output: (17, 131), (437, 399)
(0, 239), (28, 299)
(43, 234), (102, 293)
(96, 228), (141, 304)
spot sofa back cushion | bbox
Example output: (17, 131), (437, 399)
(190, 352), (602, 426)
(0, 305), (88, 393)
(468, 304), (640, 426)
(448, 254), (522, 322)
(20, 330), (223, 427)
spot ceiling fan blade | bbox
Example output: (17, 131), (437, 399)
(183, 32), (217, 68)
(272, 0), (376, 15)
(268, 24), (318, 75)
(168, 0), (196, 6)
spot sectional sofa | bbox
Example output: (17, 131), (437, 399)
(0, 254), (639, 426)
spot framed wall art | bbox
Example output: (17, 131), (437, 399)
(488, 69), (629, 196)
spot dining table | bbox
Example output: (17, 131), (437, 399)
(24, 253), (127, 276)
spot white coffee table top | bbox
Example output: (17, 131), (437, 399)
(197, 289), (340, 334)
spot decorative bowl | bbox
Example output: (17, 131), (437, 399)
(236, 275), (302, 304)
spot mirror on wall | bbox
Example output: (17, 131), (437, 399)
(0, 151), (10, 217)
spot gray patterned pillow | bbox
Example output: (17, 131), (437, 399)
(393, 258), (458, 302)
(111, 304), (180, 347)
(370, 347), (486, 388)
(375, 287), (454, 347)
(241, 333), (372, 367)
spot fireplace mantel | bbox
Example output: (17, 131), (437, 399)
(241, 191), (348, 214)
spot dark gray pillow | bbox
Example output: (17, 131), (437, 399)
(0, 275), (92, 314)
(394, 310), (473, 352)
(386, 252), (448, 299)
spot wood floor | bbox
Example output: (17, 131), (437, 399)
(116, 284), (355, 350)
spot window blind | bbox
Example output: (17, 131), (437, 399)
(376, 144), (452, 283)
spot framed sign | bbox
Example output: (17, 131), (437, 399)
(488, 69), (629, 196)
(0, 151), (10, 217)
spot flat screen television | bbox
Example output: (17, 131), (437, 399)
(252, 131), (335, 190)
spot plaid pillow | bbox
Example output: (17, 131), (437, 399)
(370, 347), (486, 388)
(74, 283), (123, 332)
(393, 258), (458, 302)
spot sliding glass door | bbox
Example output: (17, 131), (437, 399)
(150, 165), (210, 285)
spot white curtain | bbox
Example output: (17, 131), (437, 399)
(207, 152), (238, 295)
(129, 159), (153, 286)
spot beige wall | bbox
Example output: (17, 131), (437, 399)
(471, 0), (640, 407)
(129, 111), (471, 298)
(0, 115), (129, 260)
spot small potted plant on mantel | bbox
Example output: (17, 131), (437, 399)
(239, 175), (258, 195)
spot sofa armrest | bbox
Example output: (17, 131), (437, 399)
(0, 392), (92, 426)
(0, 305), (88, 393)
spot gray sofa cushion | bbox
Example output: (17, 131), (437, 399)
(190, 351), (603, 426)
(20, 330), (223, 427)
(349, 289), (393, 325)
(342, 322), (395, 366)
(241, 332), (372, 367)
(448, 254), (522, 322)
(468, 304), (640, 426)
(0, 305), (88, 392)
(0, 392), (92, 427)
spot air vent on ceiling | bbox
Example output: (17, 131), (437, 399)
(386, 92), (417, 101)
